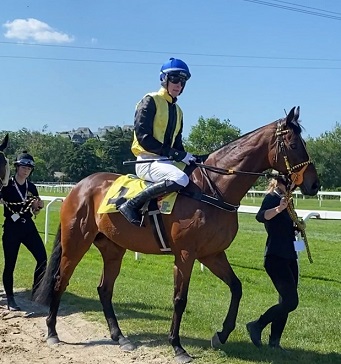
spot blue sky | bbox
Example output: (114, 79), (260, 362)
(0, 0), (340, 139)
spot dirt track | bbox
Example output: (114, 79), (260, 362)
(0, 289), (174, 364)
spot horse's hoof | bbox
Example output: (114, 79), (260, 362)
(118, 336), (136, 352)
(211, 332), (223, 349)
(175, 353), (193, 364)
(46, 335), (60, 346)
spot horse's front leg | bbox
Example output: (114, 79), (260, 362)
(169, 254), (195, 364)
(199, 251), (242, 347)
(95, 239), (136, 351)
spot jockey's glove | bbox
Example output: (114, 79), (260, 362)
(181, 152), (196, 165)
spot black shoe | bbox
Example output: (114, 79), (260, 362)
(269, 337), (288, 352)
(7, 295), (21, 311)
(246, 320), (262, 347)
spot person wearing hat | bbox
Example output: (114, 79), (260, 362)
(118, 58), (196, 227)
(246, 172), (299, 351)
(0, 151), (47, 311)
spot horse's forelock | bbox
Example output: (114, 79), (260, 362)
(289, 117), (303, 135)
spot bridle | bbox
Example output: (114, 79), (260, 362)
(275, 119), (312, 186)
(0, 151), (10, 191)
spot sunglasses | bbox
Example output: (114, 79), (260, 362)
(167, 74), (187, 86)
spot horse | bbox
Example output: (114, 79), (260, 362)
(0, 134), (10, 191)
(35, 107), (319, 363)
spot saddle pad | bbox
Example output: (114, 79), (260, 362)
(97, 174), (178, 215)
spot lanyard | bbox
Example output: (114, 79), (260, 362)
(13, 178), (28, 202)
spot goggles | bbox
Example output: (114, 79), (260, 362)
(167, 74), (187, 87)
(15, 159), (35, 168)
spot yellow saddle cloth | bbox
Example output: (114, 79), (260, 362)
(97, 174), (178, 215)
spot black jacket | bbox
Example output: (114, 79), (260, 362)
(256, 192), (297, 260)
(0, 177), (39, 220)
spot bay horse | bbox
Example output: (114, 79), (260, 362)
(0, 134), (10, 191)
(35, 107), (319, 363)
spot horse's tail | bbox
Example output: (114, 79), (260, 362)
(33, 223), (62, 306)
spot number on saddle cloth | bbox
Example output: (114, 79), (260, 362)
(97, 174), (178, 215)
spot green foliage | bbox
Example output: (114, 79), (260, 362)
(61, 143), (103, 181)
(0, 128), (135, 182)
(307, 123), (341, 189)
(101, 128), (135, 174)
(185, 116), (241, 154)
(0, 129), (74, 181)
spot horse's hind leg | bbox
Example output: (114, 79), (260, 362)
(199, 251), (242, 347)
(94, 236), (136, 351)
(45, 223), (97, 345)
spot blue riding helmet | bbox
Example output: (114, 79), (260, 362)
(14, 151), (35, 168)
(160, 58), (191, 84)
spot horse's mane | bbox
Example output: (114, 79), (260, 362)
(207, 117), (303, 158)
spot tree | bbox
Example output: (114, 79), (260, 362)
(185, 116), (241, 154)
(0, 129), (74, 181)
(102, 128), (135, 174)
(31, 157), (50, 182)
(61, 143), (102, 182)
(306, 123), (341, 189)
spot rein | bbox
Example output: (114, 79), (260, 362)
(192, 120), (314, 263)
(3, 197), (38, 216)
(285, 191), (313, 263)
(275, 121), (314, 263)
(194, 119), (311, 180)
(194, 163), (278, 178)
(275, 120), (312, 184)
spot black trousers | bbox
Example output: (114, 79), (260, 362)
(2, 218), (47, 296)
(258, 255), (299, 340)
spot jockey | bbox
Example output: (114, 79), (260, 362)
(119, 58), (196, 226)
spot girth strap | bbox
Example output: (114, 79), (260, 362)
(148, 199), (172, 252)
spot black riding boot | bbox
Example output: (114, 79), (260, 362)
(118, 180), (182, 227)
(7, 295), (21, 311)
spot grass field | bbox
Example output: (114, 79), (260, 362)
(241, 194), (341, 211)
(0, 190), (340, 364)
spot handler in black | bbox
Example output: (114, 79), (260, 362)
(0, 151), (47, 311)
(246, 174), (299, 350)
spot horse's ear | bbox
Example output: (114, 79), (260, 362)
(0, 133), (9, 151)
(294, 106), (300, 122)
(285, 107), (296, 125)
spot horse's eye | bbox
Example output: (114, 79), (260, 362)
(290, 143), (297, 149)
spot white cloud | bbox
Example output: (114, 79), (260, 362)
(3, 18), (74, 43)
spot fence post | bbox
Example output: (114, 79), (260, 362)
(44, 197), (64, 245)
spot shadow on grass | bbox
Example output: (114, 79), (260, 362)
(125, 334), (341, 364)
(56, 331), (341, 364)
(12, 289), (172, 322)
(10, 290), (340, 364)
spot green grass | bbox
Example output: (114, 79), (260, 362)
(0, 191), (340, 364)
(241, 195), (341, 211)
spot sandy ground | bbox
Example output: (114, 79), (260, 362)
(0, 289), (175, 364)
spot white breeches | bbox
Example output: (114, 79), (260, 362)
(135, 154), (189, 187)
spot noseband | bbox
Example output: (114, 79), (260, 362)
(275, 120), (314, 264)
(275, 120), (312, 185)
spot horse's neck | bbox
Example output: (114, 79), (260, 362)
(207, 125), (274, 205)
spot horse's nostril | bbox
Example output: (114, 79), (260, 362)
(312, 182), (320, 191)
